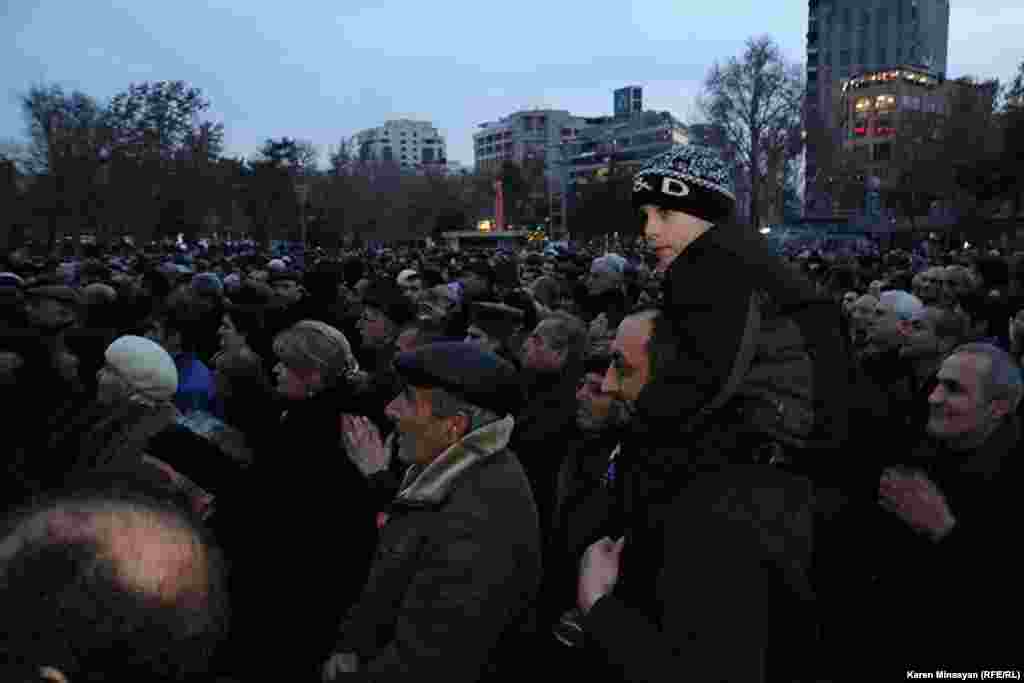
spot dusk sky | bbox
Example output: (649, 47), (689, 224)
(3, 1), (1022, 166)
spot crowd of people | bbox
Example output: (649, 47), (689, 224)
(0, 142), (1019, 681)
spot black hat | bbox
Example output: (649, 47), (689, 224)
(269, 269), (303, 285)
(469, 302), (525, 340)
(362, 279), (416, 327)
(632, 144), (736, 223)
(393, 342), (518, 416)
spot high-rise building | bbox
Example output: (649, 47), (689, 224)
(614, 86), (644, 119)
(836, 66), (995, 192)
(804, 0), (950, 215)
(472, 109), (590, 174)
(353, 119), (447, 171)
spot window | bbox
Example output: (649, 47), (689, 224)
(860, 9), (870, 26)
(840, 50), (850, 66)
(902, 95), (922, 110)
(878, 47), (887, 64)
(858, 47), (868, 65)
(855, 96), (873, 112)
(842, 7), (851, 25)
(876, 94), (896, 110)
(877, 7), (888, 23)
(824, 51), (832, 67)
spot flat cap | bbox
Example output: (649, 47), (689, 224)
(24, 284), (81, 305)
(0, 272), (25, 288)
(393, 342), (519, 416)
(362, 278), (416, 326)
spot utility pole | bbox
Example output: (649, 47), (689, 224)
(296, 180), (310, 247)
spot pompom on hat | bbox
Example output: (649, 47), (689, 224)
(104, 335), (178, 404)
(632, 144), (736, 224)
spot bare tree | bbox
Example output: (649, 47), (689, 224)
(19, 84), (111, 250)
(699, 35), (805, 228)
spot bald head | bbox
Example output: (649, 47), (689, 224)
(0, 490), (228, 681)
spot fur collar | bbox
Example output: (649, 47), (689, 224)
(395, 415), (515, 506)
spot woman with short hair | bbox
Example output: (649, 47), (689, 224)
(224, 319), (378, 681)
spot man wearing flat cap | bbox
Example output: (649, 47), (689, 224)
(23, 280), (86, 396)
(266, 269), (315, 338)
(324, 342), (542, 680)
(465, 301), (526, 365)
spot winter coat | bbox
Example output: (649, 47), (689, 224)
(335, 415), (542, 680)
(580, 226), (827, 682)
(510, 367), (584, 543)
(852, 416), (1022, 671)
(215, 384), (378, 681)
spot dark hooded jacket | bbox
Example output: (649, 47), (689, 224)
(581, 224), (852, 683)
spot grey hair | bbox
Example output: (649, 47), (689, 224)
(950, 342), (1023, 412)
(537, 312), (588, 368)
(273, 319), (363, 389)
(879, 290), (925, 321)
(429, 388), (502, 434)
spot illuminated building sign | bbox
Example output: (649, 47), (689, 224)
(842, 68), (938, 93)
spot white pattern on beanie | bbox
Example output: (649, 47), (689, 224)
(105, 336), (178, 404)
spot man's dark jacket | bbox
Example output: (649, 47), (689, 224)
(581, 224), (845, 682)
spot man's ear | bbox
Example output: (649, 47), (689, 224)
(990, 397), (1011, 422)
(449, 413), (470, 440)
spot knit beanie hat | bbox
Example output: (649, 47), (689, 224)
(104, 335), (178, 404)
(632, 145), (736, 223)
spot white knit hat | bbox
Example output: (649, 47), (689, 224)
(397, 269), (420, 286)
(104, 336), (178, 403)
